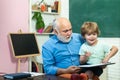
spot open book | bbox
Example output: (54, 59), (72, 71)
(78, 62), (115, 68)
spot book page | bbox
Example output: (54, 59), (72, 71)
(78, 62), (115, 68)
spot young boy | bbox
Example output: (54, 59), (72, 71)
(79, 21), (118, 80)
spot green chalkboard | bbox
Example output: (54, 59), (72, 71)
(70, 0), (120, 37)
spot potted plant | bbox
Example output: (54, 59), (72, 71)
(32, 12), (45, 33)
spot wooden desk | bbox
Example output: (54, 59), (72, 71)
(0, 75), (70, 80)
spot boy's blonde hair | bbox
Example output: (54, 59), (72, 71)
(80, 21), (100, 37)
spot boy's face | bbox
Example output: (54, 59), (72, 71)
(84, 33), (98, 45)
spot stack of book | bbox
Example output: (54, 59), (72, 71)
(4, 73), (31, 79)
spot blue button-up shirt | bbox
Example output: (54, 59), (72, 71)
(42, 33), (84, 75)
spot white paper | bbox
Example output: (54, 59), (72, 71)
(78, 62), (115, 68)
(23, 72), (45, 77)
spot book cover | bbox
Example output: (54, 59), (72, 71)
(4, 73), (31, 79)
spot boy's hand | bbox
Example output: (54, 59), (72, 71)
(85, 52), (91, 57)
(102, 57), (109, 63)
(101, 59), (109, 69)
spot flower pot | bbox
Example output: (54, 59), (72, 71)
(37, 28), (44, 33)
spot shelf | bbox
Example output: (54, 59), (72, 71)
(35, 33), (54, 35)
(32, 10), (59, 15)
(30, 0), (61, 34)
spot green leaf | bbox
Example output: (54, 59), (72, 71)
(32, 12), (45, 30)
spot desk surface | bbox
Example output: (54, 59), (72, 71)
(0, 75), (70, 80)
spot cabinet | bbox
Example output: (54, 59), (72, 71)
(29, 0), (61, 34)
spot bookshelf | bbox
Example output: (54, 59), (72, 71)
(29, 0), (61, 34)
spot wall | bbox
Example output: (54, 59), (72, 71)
(0, 0), (69, 73)
(0, 0), (29, 73)
(99, 38), (120, 80)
